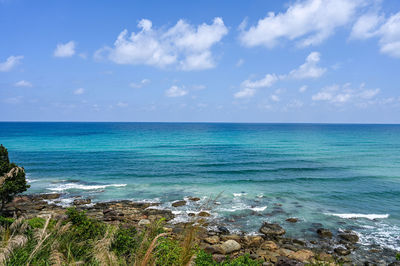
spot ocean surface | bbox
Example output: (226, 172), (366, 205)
(1, 122), (399, 251)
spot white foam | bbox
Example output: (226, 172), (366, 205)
(250, 206), (267, 212)
(233, 193), (247, 197)
(47, 183), (127, 191)
(26, 178), (38, 183)
(326, 213), (389, 220)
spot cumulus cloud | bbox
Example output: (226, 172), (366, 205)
(240, 0), (363, 48)
(234, 52), (325, 98)
(100, 17), (228, 70)
(351, 11), (400, 58)
(54, 41), (76, 57)
(73, 88), (85, 95)
(234, 88), (256, 99)
(312, 83), (380, 104)
(14, 80), (32, 87)
(165, 85), (187, 97)
(0, 55), (23, 72)
(130, 79), (150, 88)
(288, 52), (326, 79)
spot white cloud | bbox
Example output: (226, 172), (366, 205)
(351, 11), (400, 58)
(299, 85), (308, 92)
(235, 52), (325, 98)
(241, 74), (278, 89)
(54, 41), (76, 57)
(240, 0), (363, 48)
(234, 88), (256, 99)
(236, 59), (244, 67)
(165, 85), (187, 97)
(130, 79), (150, 88)
(0, 55), (23, 72)
(116, 102), (128, 107)
(100, 17), (227, 70)
(14, 80), (32, 87)
(73, 88), (85, 95)
(350, 13), (383, 39)
(312, 83), (380, 104)
(288, 52), (326, 79)
(270, 94), (280, 102)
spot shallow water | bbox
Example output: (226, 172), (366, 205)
(1, 122), (399, 251)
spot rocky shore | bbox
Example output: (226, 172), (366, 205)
(4, 193), (399, 265)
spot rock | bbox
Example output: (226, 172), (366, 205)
(217, 226), (230, 235)
(40, 193), (61, 200)
(244, 235), (263, 247)
(334, 247), (351, 256)
(172, 200), (186, 207)
(316, 228), (333, 238)
(220, 234), (241, 242)
(261, 241), (278, 250)
(188, 197), (201, 201)
(279, 248), (295, 257)
(204, 245), (221, 254)
(204, 236), (220, 245)
(317, 252), (334, 262)
(286, 217), (299, 223)
(220, 240), (241, 254)
(188, 212), (195, 217)
(73, 198), (91, 205)
(212, 254), (226, 263)
(138, 219), (151, 226)
(143, 208), (174, 221)
(259, 222), (286, 236)
(198, 211), (211, 217)
(338, 232), (359, 243)
(290, 249), (314, 262)
(276, 256), (304, 266)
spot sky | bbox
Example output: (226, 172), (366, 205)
(1, 0), (400, 123)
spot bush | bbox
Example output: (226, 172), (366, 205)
(396, 253), (400, 261)
(155, 237), (182, 265)
(66, 207), (106, 240)
(195, 250), (262, 266)
(0, 144), (30, 211)
(112, 225), (139, 259)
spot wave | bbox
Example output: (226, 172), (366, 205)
(326, 213), (389, 220)
(47, 183), (127, 191)
(233, 193), (247, 197)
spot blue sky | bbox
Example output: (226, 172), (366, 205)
(1, 0), (400, 123)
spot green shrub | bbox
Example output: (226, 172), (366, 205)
(66, 207), (106, 240)
(112, 225), (139, 258)
(195, 250), (262, 266)
(155, 237), (182, 265)
(0, 215), (15, 226)
(0, 145), (30, 212)
(27, 217), (46, 228)
(396, 253), (400, 261)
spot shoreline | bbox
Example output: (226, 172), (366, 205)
(4, 193), (399, 265)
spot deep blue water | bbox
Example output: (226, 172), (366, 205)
(0, 122), (399, 250)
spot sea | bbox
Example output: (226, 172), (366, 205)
(0, 122), (399, 252)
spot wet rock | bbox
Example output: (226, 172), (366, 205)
(172, 200), (186, 207)
(334, 247), (351, 256)
(290, 249), (314, 262)
(138, 219), (151, 226)
(188, 212), (195, 217)
(73, 198), (91, 205)
(259, 222), (286, 236)
(204, 236), (220, 245)
(198, 211), (211, 217)
(276, 256), (304, 266)
(39, 193), (61, 200)
(316, 228), (333, 238)
(338, 231), (359, 243)
(217, 226), (230, 235)
(261, 241), (278, 250)
(286, 217), (299, 223)
(188, 197), (200, 201)
(220, 240), (241, 254)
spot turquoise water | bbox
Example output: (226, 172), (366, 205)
(1, 122), (399, 250)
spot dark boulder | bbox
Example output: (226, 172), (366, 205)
(259, 222), (286, 236)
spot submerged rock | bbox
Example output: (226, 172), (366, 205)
(188, 197), (200, 201)
(334, 247), (351, 256)
(286, 217), (299, 223)
(316, 228), (333, 238)
(259, 222), (286, 236)
(172, 200), (186, 207)
(339, 231), (359, 243)
(198, 211), (211, 217)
